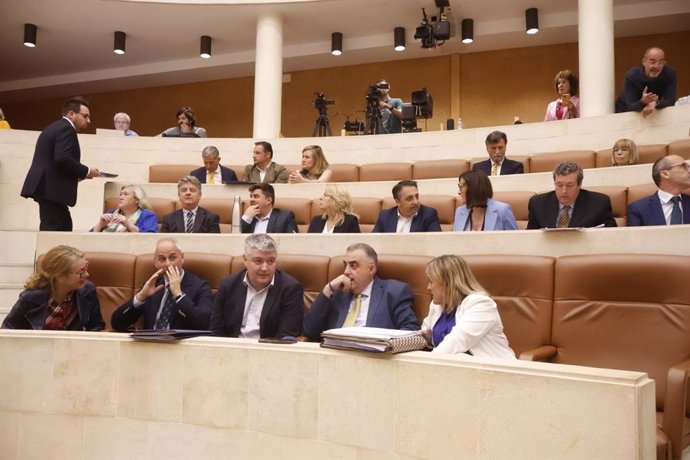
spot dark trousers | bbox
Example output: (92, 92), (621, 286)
(37, 198), (72, 231)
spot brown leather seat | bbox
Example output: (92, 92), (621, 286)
(277, 254), (331, 311)
(627, 183), (658, 206)
(359, 162), (413, 182)
(329, 164), (359, 182)
(588, 185), (628, 226)
(668, 139), (690, 160)
(83, 251), (137, 331)
(350, 197), (383, 233)
(193, 198), (234, 233)
(595, 144), (668, 168)
(226, 165), (245, 182)
(469, 155), (530, 174)
(149, 164), (199, 183)
(412, 159), (470, 180)
(529, 150), (596, 173)
(181, 252), (233, 294)
(491, 191), (535, 230)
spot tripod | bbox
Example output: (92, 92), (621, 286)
(312, 108), (332, 137)
(364, 101), (385, 135)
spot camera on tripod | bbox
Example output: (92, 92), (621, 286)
(313, 92), (335, 112)
(365, 82), (388, 104)
(401, 88), (434, 132)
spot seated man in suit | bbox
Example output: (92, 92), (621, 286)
(472, 131), (524, 176)
(373, 180), (441, 233)
(303, 243), (420, 341)
(243, 141), (289, 183)
(210, 234), (303, 339)
(628, 154), (690, 225)
(111, 238), (213, 331)
(527, 161), (617, 229)
(241, 183), (298, 233)
(190, 145), (238, 184)
(161, 176), (220, 233)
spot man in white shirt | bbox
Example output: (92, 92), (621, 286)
(372, 180), (442, 233)
(210, 234), (304, 339)
(189, 146), (238, 184)
(471, 131), (524, 176)
(160, 176), (220, 233)
(240, 183), (298, 233)
(242, 141), (289, 183)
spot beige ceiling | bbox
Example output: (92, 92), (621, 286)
(1, 0), (688, 102)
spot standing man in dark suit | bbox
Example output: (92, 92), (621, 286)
(472, 131), (524, 176)
(628, 155), (690, 226)
(111, 238), (213, 331)
(189, 146), (238, 184)
(243, 141), (289, 183)
(373, 180), (441, 233)
(527, 162), (617, 229)
(241, 183), (298, 233)
(303, 243), (419, 341)
(210, 234), (304, 339)
(160, 176), (220, 233)
(21, 96), (101, 231)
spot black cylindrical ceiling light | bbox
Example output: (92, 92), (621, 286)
(394, 27), (406, 51)
(331, 32), (343, 56)
(461, 19), (474, 44)
(200, 35), (212, 58)
(113, 31), (126, 55)
(24, 23), (37, 48)
(525, 8), (539, 35)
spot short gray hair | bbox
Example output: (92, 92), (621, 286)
(113, 112), (131, 123)
(202, 145), (220, 158)
(244, 234), (278, 255)
(552, 161), (583, 186)
(156, 237), (183, 253)
(177, 175), (202, 192)
(346, 242), (378, 267)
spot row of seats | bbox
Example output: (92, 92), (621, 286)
(60, 249), (690, 459)
(148, 138), (690, 183)
(107, 183), (662, 232)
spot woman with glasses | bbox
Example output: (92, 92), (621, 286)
(113, 112), (138, 136)
(611, 139), (639, 166)
(453, 171), (517, 231)
(2, 245), (104, 330)
(92, 184), (157, 233)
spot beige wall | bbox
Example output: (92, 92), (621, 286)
(1, 31), (688, 137)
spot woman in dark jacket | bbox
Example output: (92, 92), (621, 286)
(2, 245), (104, 331)
(308, 184), (360, 233)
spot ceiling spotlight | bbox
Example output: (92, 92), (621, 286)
(394, 27), (406, 51)
(200, 35), (212, 59)
(331, 32), (343, 56)
(24, 23), (37, 48)
(461, 19), (474, 44)
(526, 8), (539, 35)
(113, 31), (126, 55)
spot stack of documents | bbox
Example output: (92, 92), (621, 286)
(321, 327), (429, 354)
(130, 329), (213, 342)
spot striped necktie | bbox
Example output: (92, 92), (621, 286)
(557, 205), (571, 228)
(185, 211), (194, 233)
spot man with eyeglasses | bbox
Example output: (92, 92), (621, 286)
(21, 96), (101, 231)
(628, 155), (690, 226)
(615, 47), (677, 117)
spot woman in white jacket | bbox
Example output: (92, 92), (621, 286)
(421, 255), (516, 359)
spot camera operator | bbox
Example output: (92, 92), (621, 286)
(376, 79), (403, 134)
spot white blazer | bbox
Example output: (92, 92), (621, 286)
(421, 293), (516, 359)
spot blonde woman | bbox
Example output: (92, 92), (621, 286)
(421, 255), (515, 358)
(307, 184), (360, 233)
(2, 245), (104, 330)
(289, 145), (333, 183)
(611, 138), (639, 166)
(92, 185), (157, 233)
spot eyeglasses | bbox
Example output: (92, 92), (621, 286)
(665, 162), (690, 172)
(71, 262), (89, 279)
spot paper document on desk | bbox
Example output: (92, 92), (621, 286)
(321, 327), (428, 354)
(130, 329), (213, 342)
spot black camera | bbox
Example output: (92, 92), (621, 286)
(313, 92), (334, 112)
(366, 85), (381, 103)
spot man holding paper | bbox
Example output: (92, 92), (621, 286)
(303, 243), (419, 341)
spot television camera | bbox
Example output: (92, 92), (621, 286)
(413, 1), (451, 49)
(401, 88), (434, 132)
(312, 92), (335, 137)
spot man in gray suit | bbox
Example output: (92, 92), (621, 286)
(240, 183), (298, 233)
(243, 141), (289, 183)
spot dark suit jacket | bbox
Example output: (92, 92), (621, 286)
(241, 208), (299, 233)
(189, 165), (238, 184)
(209, 269), (304, 338)
(111, 271), (213, 331)
(1, 281), (104, 331)
(243, 162), (289, 183)
(307, 214), (361, 233)
(160, 207), (220, 233)
(21, 118), (89, 206)
(372, 204), (442, 233)
(527, 189), (617, 229)
(628, 192), (690, 226)
(303, 277), (420, 341)
(472, 158), (524, 176)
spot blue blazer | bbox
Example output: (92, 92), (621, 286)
(628, 193), (690, 226)
(453, 198), (518, 231)
(372, 204), (442, 233)
(190, 165), (238, 184)
(303, 277), (420, 341)
(472, 158), (524, 176)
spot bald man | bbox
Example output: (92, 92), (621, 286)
(615, 47), (677, 117)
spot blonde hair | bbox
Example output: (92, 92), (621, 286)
(611, 139), (639, 166)
(120, 185), (151, 210)
(302, 145), (329, 176)
(113, 112), (131, 123)
(25, 245), (85, 293)
(425, 255), (486, 313)
(321, 184), (357, 227)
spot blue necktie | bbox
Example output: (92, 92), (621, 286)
(154, 288), (176, 330)
(670, 196), (682, 225)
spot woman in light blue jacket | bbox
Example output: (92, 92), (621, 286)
(453, 171), (517, 231)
